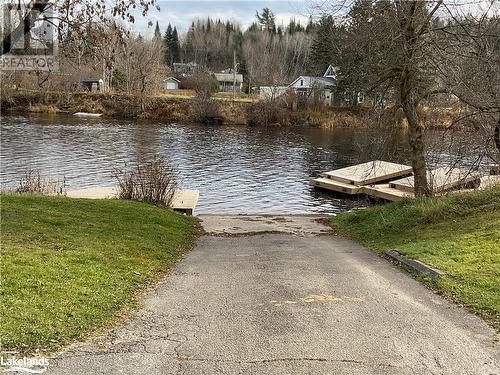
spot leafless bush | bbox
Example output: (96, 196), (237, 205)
(16, 169), (65, 194)
(189, 95), (222, 125)
(189, 72), (222, 125)
(113, 157), (177, 206)
(246, 100), (290, 126)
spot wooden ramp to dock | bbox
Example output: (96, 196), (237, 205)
(389, 167), (481, 194)
(361, 184), (413, 201)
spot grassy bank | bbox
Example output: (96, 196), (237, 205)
(331, 187), (500, 328)
(0, 193), (199, 354)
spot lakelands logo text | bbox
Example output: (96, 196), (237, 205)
(1, 355), (49, 374)
(0, 0), (58, 71)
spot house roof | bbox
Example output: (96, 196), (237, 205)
(323, 65), (337, 78)
(288, 76), (335, 88)
(214, 73), (243, 83)
(163, 77), (180, 83)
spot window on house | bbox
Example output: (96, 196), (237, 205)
(300, 79), (303, 86)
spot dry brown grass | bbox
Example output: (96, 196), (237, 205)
(16, 168), (65, 194)
(113, 157), (177, 206)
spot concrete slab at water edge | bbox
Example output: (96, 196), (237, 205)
(199, 214), (332, 235)
(40, 233), (500, 375)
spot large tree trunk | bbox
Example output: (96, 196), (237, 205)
(401, 70), (430, 197)
(397, 1), (430, 197)
(405, 103), (430, 196)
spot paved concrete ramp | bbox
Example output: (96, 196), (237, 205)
(39, 216), (498, 375)
(199, 215), (331, 236)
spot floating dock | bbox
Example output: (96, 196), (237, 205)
(321, 160), (413, 185)
(311, 161), (488, 202)
(170, 189), (199, 215)
(65, 187), (199, 215)
(311, 160), (413, 201)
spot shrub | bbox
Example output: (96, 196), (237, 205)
(246, 100), (290, 126)
(16, 168), (65, 194)
(113, 157), (177, 206)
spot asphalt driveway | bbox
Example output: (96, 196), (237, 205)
(42, 215), (499, 374)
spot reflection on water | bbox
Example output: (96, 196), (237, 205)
(0, 114), (481, 214)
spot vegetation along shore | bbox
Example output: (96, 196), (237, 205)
(331, 186), (500, 330)
(0, 193), (199, 354)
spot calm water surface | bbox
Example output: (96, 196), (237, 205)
(0, 114), (479, 214)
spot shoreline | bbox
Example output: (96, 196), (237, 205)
(1, 90), (462, 129)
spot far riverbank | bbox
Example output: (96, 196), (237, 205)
(0, 90), (459, 129)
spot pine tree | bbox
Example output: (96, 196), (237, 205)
(171, 27), (181, 64)
(310, 15), (336, 72)
(154, 21), (161, 42)
(183, 22), (195, 62)
(163, 24), (173, 66)
(305, 16), (315, 34)
(256, 8), (276, 33)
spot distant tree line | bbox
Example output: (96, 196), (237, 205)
(158, 8), (316, 90)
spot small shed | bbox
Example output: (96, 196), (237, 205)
(163, 77), (180, 91)
(81, 79), (104, 92)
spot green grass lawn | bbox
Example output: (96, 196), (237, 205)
(0, 193), (199, 354)
(331, 186), (500, 329)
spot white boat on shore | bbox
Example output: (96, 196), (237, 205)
(73, 112), (103, 117)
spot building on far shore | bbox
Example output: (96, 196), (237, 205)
(288, 65), (337, 106)
(214, 70), (243, 92)
(81, 79), (104, 93)
(163, 77), (180, 91)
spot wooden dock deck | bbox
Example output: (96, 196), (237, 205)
(322, 160), (413, 185)
(65, 187), (199, 215)
(170, 189), (199, 215)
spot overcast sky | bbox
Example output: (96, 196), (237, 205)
(133, 1), (313, 37)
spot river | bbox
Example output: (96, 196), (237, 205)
(0, 114), (484, 214)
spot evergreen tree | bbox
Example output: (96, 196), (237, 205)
(163, 24), (173, 65)
(171, 27), (181, 63)
(305, 16), (315, 34)
(310, 15), (336, 72)
(153, 21), (161, 42)
(256, 8), (276, 32)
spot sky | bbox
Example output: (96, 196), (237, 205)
(133, 1), (314, 37)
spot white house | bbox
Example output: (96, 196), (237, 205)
(214, 71), (243, 92)
(288, 65), (337, 106)
(163, 77), (180, 91)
